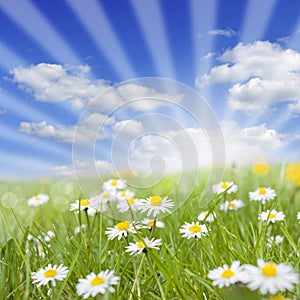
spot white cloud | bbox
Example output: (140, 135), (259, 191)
(19, 113), (114, 143)
(11, 63), (184, 112)
(128, 121), (291, 172)
(52, 160), (113, 177)
(113, 120), (144, 136)
(198, 41), (300, 114)
(208, 28), (236, 37)
(91, 83), (184, 113)
(11, 63), (108, 110)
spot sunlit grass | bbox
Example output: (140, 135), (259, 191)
(0, 165), (300, 299)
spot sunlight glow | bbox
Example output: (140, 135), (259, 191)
(0, 0), (82, 65)
(241, 0), (278, 42)
(0, 40), (26, 70)
(65, 0), (136, 80)
(130, 0), (175, 78)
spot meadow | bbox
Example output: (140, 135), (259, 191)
(0, 163), (300, 300)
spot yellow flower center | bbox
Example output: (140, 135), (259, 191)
(137, 241), (144, 249)
(189, 225), (201, 233)
(150, 196), (162, 206)
(35, 196), (41, 201)
(121, 191), (126, 197)
(127, 198), (135, 204)
(269, 296), (285, 300)
(147, 220), (154, 227)
(116, 221), (130, 231)
(43, 269), (57, 278)
(221, 182), (228, 189)
(258, 187), (266, 195)
(102, 193), (110, 199)
(262, 264), (277, 277)
(253, 163), (269, 175)
(269, 213), (276, 219)
(111, 180), (118, 186)
(90, 276), (105, 286)
(228, 202), (236, 207)
(221, 269), (235, 278)
(80, 199), (90, 206)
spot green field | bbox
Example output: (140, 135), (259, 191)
(0, 164), (300, 299)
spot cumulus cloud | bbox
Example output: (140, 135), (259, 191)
(11, 63), (184, 112)
(198, 41), (300, 114)
(91, 83), (184, 113)
(113, 120), (144, 136)
(19, 113), (114, 143)
(208, 28), (236, 37)
(52, 160), (113, 177)
(10, 63), (109, 110)
(129, 121), (292, 172)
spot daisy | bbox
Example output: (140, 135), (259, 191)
(141, 218), (165, 229)
(258, 210), (285, 224)
(212, 181), (238, 195)
(220, 199), (244, 212)
(242, 259), (299, 295)
(297, 212), (300, 223)
(116, 190), (135, 201)
(179, 222), (209, 239)
(76, 270), (119, 298)
(139, 196), (174, 217)
(197, 211), (216, 222)
(37, 244), (46, 258)
(32, 264), (69, 287)
(252, 163), (269, 176)
(249, 187), (276, 204)
(267, 235), (284, 248)
(44, 230), (55, 242)
(125, 237), (162, 255)
(265, 296), (291, 300)
(70, 197), (106, 216)
(99, 191), (116, 203)
(105, 221), (137, 240)
(27, 194), (49, 207)
(74, 224), (87, 235)
(116, 197), (141, 213)
(207, 261), (244, 288)
(103, 179), (127, 191)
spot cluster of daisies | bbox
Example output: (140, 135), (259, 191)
(69, 178), (174, 218)
(26, 177), (300, 298)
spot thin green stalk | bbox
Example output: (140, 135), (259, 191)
(145, 252), (166, 300)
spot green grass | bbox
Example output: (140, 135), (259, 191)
(0, 165), (300, 299)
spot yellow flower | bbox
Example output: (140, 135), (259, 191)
(252, 163), (269, 176)
(286, 162), (300, 186)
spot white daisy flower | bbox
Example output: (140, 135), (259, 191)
(105, 221), (137, 240)
(267, 235), (284, 248)
(32, 264), (69, 287)
(139, 196), (174, 217)
(125, 237), (162, 255)
(220, 199), (244, 212)
(116, 190), (135, 201)
(99, 191), (116, 203)
(37, 244), (46, 258)
(103, 179), (127, 191)
(258, 209), (285, 224)
(197, 211), (216, 222)
(27, 194), (49, 207)
(207, 261), (244, 288)
(141, 218), (165, 229)
(179, 222), (209, 239)
(74, 224), (87, 235)
(212, 181), (238, 195)
(297, 212), (300, 223)
(44, 231), (55, 242)
(249, 187), (276, 204)
(76, 270), (119, 298)
(242, 259), (299, 295)
(70, 197), (106, 216)
(116, 197), (141, 213)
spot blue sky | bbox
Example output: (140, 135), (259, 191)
(1, 0), (300, 179)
